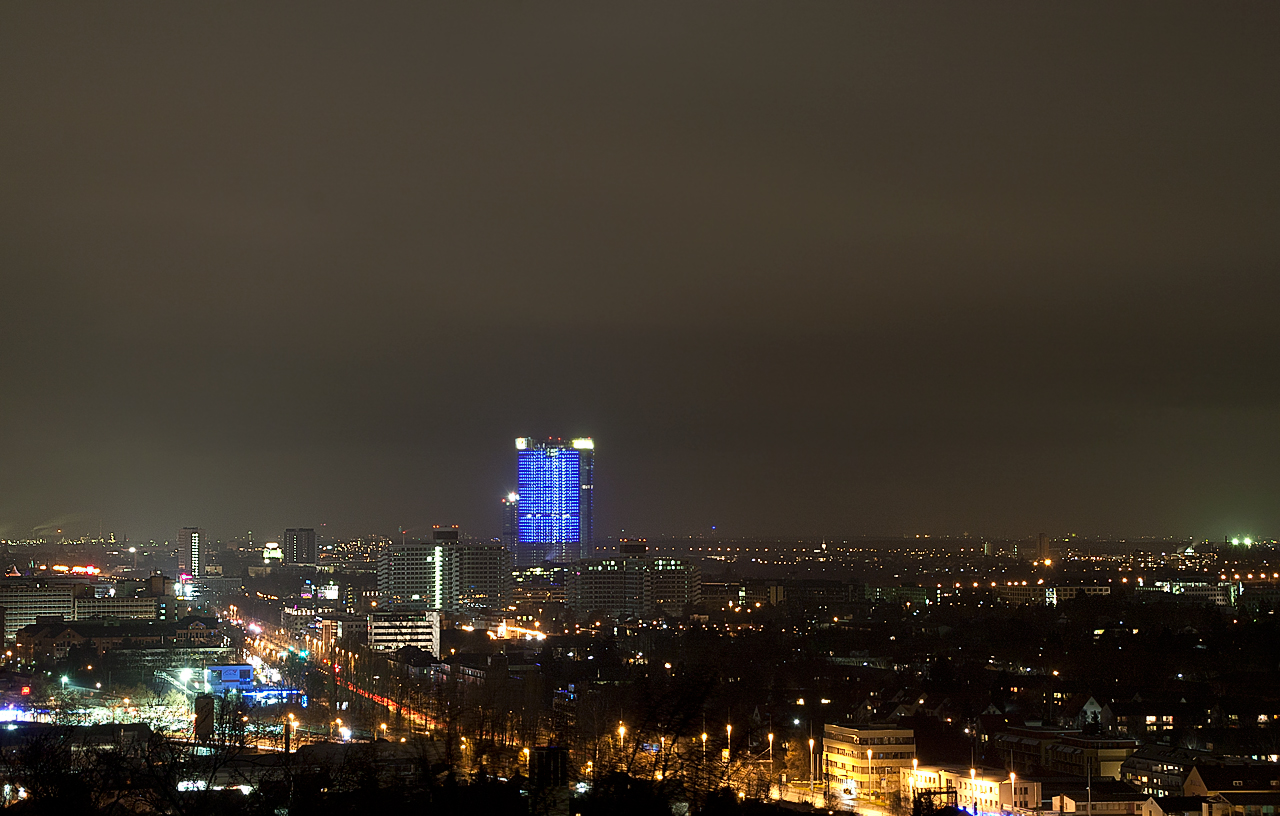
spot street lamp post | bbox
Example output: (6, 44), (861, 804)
(970, 766), (977, 814)
(768, 732), (774, 769)
(726, 723), (732, 760)
(868, 748), (874, 799)
(701, 732), (707, 760)
(808, 738), (815, 787)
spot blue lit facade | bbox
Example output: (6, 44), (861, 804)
(515, 438), (594, 565)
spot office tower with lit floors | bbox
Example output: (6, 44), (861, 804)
(501, 492), (519, 552)
(177, 527), (205, 578)
(377, 527), (512, 613)
(283, 528), (317, 566)
(515, 437), (594, 565)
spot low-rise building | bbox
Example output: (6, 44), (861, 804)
(1053, 788), (1150, 814)
(1140, 795), (1208, 816)
(900, 764), (1041, 813)
(1202, 791), (1280, 816)
(1183, 765), (1280, 798)
(994, 727), (1137, 778)
(14, 615), (221, 661)
(823, 723), (915, 797)
(367, 611), (441, 656)
(1120, 745), (1219, 797)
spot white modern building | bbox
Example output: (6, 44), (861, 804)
(367, 611), (441, 655)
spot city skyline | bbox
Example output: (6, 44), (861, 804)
(3, 6), (1279, 816)
(3, 5), (1279, 544)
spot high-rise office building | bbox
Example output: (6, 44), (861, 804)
(376, 529), (512, 613)
(515, 437), (594, 565)
(178, 527), (206, 578)
(283, 528), (317, 566)
(501, 492), (519, 553)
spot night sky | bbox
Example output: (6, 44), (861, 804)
(3, 5), (1278, 544)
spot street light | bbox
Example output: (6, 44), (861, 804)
(869, 749), (874, 798)
(701, 732), (707, 759)
(808, 738), (815, 786)
(768, 732), (774, 767)
(726, 723), (732, 759)
(970, 766), (977, 813)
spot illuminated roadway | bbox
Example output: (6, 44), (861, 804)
(221, 609), (437, 737)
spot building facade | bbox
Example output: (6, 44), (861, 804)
(823, 724), (916, 798)
(367, 611), (441, 655)
(0, 581), (81, 641)
(178, 527), (206, 579)
(501, 492), (519, 552)
(515, 437), (594, 565)
(283, 528), (317, 566)
(377, 535), (512, 613)
(564, 556), (700, 619)
(451, 541), (514, 611)
(900, 764), (1040, 814)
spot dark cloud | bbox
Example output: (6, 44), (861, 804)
(1, 3), (1278, 542)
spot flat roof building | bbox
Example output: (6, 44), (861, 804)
(515, 437), (594, 565)
(823, 724), (915, 798)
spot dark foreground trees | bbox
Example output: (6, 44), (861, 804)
(0, 726), (797, 816)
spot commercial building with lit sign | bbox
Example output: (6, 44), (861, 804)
(207, 664), (255, 693)
(515, 437), (594, 565)
(178, 528), (206, 581)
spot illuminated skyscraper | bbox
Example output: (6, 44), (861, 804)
(177, 527), (205, 578)
(515, 437), (594, 565)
